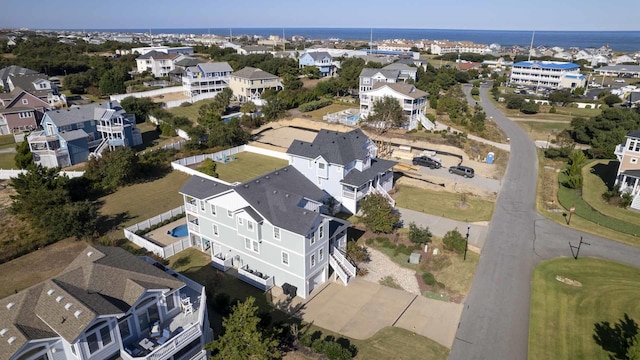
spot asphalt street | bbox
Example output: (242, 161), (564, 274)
(449, 85), (640, 360)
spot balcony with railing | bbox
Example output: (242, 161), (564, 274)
(238, 265), (274, 291)
(212, 252), (232, 271)
(614, 144), (626, 160)
(122, 260), (208, 360)
(97, 124), (124, 133)
(187, 217), (200, 233)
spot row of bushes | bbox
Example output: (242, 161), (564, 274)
(299, 330), (357, 360)
(133, 213), (186, 236)
(365, 237), (422, 257)
(298, 98), (333, 112)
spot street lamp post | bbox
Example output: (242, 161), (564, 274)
(464, 224), (471, 261)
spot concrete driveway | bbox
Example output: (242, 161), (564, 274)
(299, 278), (463, 348)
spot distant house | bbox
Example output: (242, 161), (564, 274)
(614, 55), (637, 65)
(298, 51), (337, 77)
(380, 62), (417, 82)
(287, 128), (397, 214)
(168, 56), (200, 83)
(430, 41), (490, 55)
(181, 62), (234, 97)
(509, 61), (586, 90)
(130, 46), (194, 56)
(0, 245), (212, 360)
(180, 167), (352, 299)
(359, 82), (431, 130)
(614, 130), (640, 210)
(595, 65), (640, 78)
(0, 90), (51, 135)
(358, 68), (401, 93)
(135, 51), (181, 78)
(228, 67), (283, 103)
(5, 73), (65, 107)
(27, 101), (142, 168)
(0, 65), (37, 90)
(237, 45), (271, 55)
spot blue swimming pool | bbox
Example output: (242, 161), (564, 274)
(170, 224), (188, 238)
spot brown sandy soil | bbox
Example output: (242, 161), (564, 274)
(396, 175), (496, 200)
(151, 91), (190, 103)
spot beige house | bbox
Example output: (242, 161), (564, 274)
(228, 67), (282, 104)
(614, 130), (640, 210)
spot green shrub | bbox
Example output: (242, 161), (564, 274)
(549, 106), (557, 113)
(299, 333), (313, 347)
(470, 88), (480, 96)
(422, 272), (437, 286)
(323, 342), (352, 360)
(312, 339), (325, 353)
(365, 238), (374, 245)
(442, 229), (466, 254)
(298, 99), (333, 112)
(180, 102), (192, 107)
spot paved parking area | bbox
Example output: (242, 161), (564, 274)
(299, 278), (463, 348)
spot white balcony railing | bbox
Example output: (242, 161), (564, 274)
(97, 124), (124, 133)
(185, 203), (198, 213)
(211, 253), (232, 271)
(187, 221), (200, 233)
(238, 266), (274, 291)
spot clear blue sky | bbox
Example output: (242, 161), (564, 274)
(1, 0), (639, 31)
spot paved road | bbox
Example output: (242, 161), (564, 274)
(449, 85), (640, 360)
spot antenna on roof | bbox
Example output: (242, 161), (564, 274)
(527, 30), (535, 62)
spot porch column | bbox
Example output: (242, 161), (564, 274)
(622, 175), (628, 189)
(634, 177), (639, 194)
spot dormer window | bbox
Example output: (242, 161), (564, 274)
(21, 99), (28, 105)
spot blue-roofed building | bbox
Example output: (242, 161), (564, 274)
(27, 101), (142, 168)
(510, 61), (585, 90)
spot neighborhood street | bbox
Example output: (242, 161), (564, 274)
(449, 85), (640, 360)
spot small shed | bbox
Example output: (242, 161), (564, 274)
(409, 252), (421, 264)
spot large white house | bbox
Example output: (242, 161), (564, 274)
(0, 245), (212, 360)
(509, 61), (586, 89)
(614, 130), (640, 210)
(359, 82), (431, 130)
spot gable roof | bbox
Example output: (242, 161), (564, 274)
(0, 65), (37, 83)
(360, 68), (401, 79)
(0, 90), (50, 113)
(0, 245), (184, 358)
(341, 158), (397, 186)
(287, 128), (371, 166)
(175, 57), (201, 67)
(628, 130), (640, 139)
(179, 175), (232, 199)
(234, 166), (327, 235)
(45, 101), (125, 127)
(304, 51), (332, 61)
(370, 82), (428, 99)
(7, 74), (51, 98)
(197, 62), (233, 74)
(231, 67), (279, 80)
(137, 50), (180, 60)
(382, 62), (416, 72)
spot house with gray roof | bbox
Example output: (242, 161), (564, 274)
(228, 67), (282, 104)
(287, 128), (397, 214)
(27, 101), (142, 168)
(298, 51), (337, 77)
(180, 166), (352, 298)
(181, 62), (234, 97)
(614, 130), (640, 210)
(135, 51), (181, 78)
(0, 65), (37, 90)
(0, 245), (211, 360)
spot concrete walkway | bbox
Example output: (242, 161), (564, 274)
(298, 278), (463, 348)
(398, 207), (489, 250)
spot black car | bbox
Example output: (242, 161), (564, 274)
(412, 156), (441, 169)
(449, 165), (475, 178)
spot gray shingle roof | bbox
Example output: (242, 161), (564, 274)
(8, 74), (51, 98)
(359, 68), (401, 79)
(287, 128), (371, 166)
(137, 50), (180, 60)
(197, 62), (233, 73)
(175, 57), (200, 67)
(235, 166), (327, 235)
(46, 101), (125, 127)
(306, 51), (332, 61)
(59, 129), (88, 142)
(622, 169), (640, 178)
(370, 82), (429, 99)
(628, 130), (640, 138)
(231, 67), (279, 80)
(383, 62), (416, 71)
(341, 158), (397, 186)
(179, 175), (232, 199)
(0, 65), (37, 84)
(0, 245), (186, 357)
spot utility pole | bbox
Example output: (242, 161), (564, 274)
(464, 224), (471, 261)
(569, 236), (590, 260)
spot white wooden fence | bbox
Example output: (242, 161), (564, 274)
(164, 92), (219, 109)
(0, 169), (84, 180)
(109, 87), (183, 102)
(123, 206), (193, 259)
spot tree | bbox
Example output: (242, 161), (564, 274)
(240, 101), (257, 114)
(207, 297), (280, 360)
(408, 222), (432, 245)
(120, 97), (160, 123)
(629, 335), (640, 360)
(196, 158), (218, 177)
(63, 73), (91, 94)
(14, 136), (33, 169)
(99, 66), (128, 95)
(84, 147), (140, 191)
(365, 96), (405, 132)
(520, 101), (540, 114)
(359, 193), (399, 233)
(442, 229), (466, 255)
(603, 94), (622, 106)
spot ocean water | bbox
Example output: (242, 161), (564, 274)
(77, 28), (640, 52)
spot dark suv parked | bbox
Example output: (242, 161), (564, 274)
(412, 156), (441, 169)
(449, 165), (475, 178)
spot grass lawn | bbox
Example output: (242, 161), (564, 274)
(99, 171), (190, 227)
(0, 238), (88, 298)
(0, 134), (15, 147)
(167, 248), (449, 360)
(529, 258), (640, 360)
(167, 99), (210, 123)
(0, 153), (15, 169)
(303, 103), (356, 122)
(214, 152), (288, 183)
(394, 185), (495, 222)
(516, 120), (571, 141)
(583, 160), (640, 225)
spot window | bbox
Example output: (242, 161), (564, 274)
(282, 251), (289, 265)
(319, 225), (324, 239)
(629, 140), (636, 151)
(76, 122), (84, 129)
(213, 224), (219, 236)
(273, 227), (281, 240)
(135, 297), (160, 334)
(245, 238), (259, 253)
(228, 210), (233, 217)
(166, 293), (176, 310)
(245, 237), (251, 249)
(211, 204), (217, 216)
(308, 159), (312, 168)
(252, 240), (259, 253)
(319, 248), (324, 261)
(21, 99), (28, 105)
(631, 158), (638, 164)
(238, 217), (244, 226)
(118, 318), (132, 339)
(310, 254), (316, 267)
(200, 200), (205, 211)
(310, 233), (316, 245)
(247, 221), (254, 232)
(318, 163), (325, 170)
(84, 321), (112, 355)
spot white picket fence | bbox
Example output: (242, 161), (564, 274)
(123, 206), (193, 258)
(0, 169), (84, 180)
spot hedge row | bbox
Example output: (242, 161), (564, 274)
(134, 213), (186, 236)
(365, 237), (421, 256)
(299, 330), (356, 360)
(299, 99), (333, 112)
